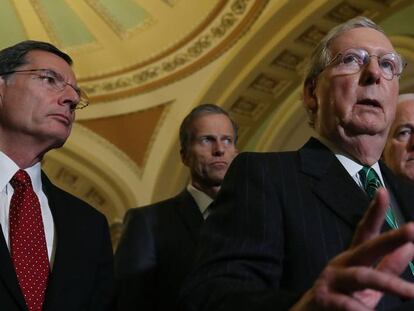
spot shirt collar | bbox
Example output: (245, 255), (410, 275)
(316, 136), (385, 185)
(0, 151), (42, 192)
(186, 183), (213, 217)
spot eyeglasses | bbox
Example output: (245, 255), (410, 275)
(0, 68), (89, 109)
(324, 48), (407, 81)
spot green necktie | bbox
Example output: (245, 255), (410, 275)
(358, 166), (414, 275)
(358, 166), (397, 229)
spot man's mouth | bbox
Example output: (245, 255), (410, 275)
(210, 161), (227, 168)
(356, 98), (382, 108)
(50, 113), (71, 125)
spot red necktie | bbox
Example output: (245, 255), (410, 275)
(9, 169), (50, 311)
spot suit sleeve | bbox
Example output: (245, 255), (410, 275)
(114, 208), (157, 311)
(180, 152), (302, 311)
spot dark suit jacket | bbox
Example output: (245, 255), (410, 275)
(181, 138), (414, 311)
(114, 189), (204, 311)
(0, 172), (114, 311)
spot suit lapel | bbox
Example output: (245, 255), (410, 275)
(381, 162), (414, 222)
(41, 173), (75, 310)
(174, 190), (204, 244)
(0, 227), (27, 310)
(299, 138), (369, 229)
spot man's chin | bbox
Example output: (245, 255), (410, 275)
(204, 175), (225, 187)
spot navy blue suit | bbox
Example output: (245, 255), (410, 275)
(181, 138), (414, 311)
(0, 172), (114, 311)
(115, 190), (204, 311)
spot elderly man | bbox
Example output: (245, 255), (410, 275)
(0, 41), (113, 311)
(114, 104), (238, 311)
(181, 17), (414, 311)
(384, 94), (414, 182)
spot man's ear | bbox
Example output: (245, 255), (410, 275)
(303, 79), (318, 114)
(0, 77), (5, 104)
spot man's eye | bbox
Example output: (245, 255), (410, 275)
(379, 59), (395, 72)
(223, 138), (233, 145)
(341, 53), (362, 65)
(40, 74), (57, 85)
(396, 128), (412, 141)
(200, 137), (211, 143)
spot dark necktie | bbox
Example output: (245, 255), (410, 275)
(358, 166), (414, 275)
(9, 169), (50, 311)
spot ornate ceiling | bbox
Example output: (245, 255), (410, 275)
(2, 0), (414, 241)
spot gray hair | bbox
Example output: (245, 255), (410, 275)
(0, 40), (72, 78)
(179, 103), (238, 156)
(304, 16), (384, 85)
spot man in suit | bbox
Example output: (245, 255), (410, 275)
(0, 40), (113, 310)
(114, 104), (238, 310)
(384, 94), (414, 182)
(181, 17), (414, 311)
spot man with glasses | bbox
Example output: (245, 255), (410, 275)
(181, 17), (414, 311)
(383, 94), (414, 183)
(0, 40), (113, 311)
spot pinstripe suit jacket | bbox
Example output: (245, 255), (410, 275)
(115, 190), (204, 311)
(181, 138), (414, 311)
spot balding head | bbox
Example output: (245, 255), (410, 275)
(383, 94), (414, 182)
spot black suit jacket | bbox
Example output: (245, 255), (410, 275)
(0, 172), (114, 311)
(115, 189), (204, 311)
(181, 138), (414, 311)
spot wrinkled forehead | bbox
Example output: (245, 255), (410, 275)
(328, 27), (395, 56)
(396, 100), (414, 122)
(24, 50), (77, 82)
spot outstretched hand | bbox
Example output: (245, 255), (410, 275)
(291, 188), (414, 311)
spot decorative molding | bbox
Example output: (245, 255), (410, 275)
(326, 2), (363, 23)
(228, 0), (414, 148)
(272, 50), (304, 71)
(75, 124), (143, 177)
(29, 0), (61, 46)
(296, 26), (327, 47)
(85, 0), (155, 39)
(140, 102), (172, 173)
(82, 0), (269, 101)
(42, 157), (113, 218)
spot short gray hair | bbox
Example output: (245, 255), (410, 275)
(179, 103), (238, 156)
(304, 16), (384, 85)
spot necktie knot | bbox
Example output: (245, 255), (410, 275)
(10, 169), (31, 190)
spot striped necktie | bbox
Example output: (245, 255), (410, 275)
(358, 166), (414, 275)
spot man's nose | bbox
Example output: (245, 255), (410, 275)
(58, 85), (79, 111)
(212, 141), (225, 156)
(359, 56), (382, 85)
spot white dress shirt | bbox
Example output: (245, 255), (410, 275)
(317, 136), (386, 189)
(187, 184), (213, 220)
(0, 151), (55, 265)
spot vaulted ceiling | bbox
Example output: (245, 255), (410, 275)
(2, 0), (414, 241)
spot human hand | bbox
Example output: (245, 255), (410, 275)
(290, 188), (414, 311)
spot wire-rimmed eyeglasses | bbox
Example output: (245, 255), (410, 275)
(323, 48), (407, 81)
(0, 68), (89, 110)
